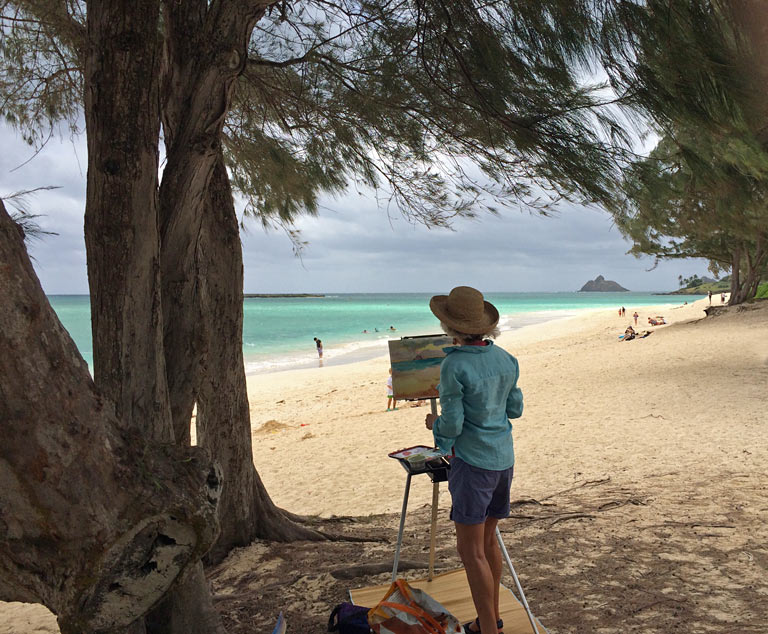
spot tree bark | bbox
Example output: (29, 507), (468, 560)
(155, 2), (323, 558)
(83, 3), (224, 631)
(728, 238), (767, 305)
(0, 200), (221, 633)
(83, 0), (171, 440)
(729, 247), (742, 304)
(144, 564), (223, 634)
(751, 235), (767, 297)
(196, 155), (325, 565)
(159, 0), (268, 444)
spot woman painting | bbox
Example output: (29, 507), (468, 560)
(425, 286), (523, 634)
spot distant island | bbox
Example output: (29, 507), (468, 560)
(244, 293), (325, 298)
(579, 275), (629, 292)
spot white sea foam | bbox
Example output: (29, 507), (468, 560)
(245, 334), (392, 374)
(244, 308), (587, 375)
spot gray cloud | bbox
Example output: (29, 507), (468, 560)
(241, 193), (708, 293)
(1, 123), (710, 295)
(1, 129), (89, 293)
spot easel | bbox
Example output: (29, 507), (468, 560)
(391, 398), (444, 584)
(389, 399), (541, 634)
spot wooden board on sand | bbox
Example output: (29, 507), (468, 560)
(349, 568), (546, 633)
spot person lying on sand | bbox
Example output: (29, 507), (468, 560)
(647, 316), (666, 326)
(622, 328), (653, 341)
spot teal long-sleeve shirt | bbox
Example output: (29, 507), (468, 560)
(432, 341), (523, 471)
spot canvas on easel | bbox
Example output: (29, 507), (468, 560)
(388, 335), (453, 400)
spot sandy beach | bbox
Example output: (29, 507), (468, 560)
(4, 296), (767, 633)
(244, 297), (767, 518)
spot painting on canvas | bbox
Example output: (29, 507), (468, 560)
(388, 335), (453, 400)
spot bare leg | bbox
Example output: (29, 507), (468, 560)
(456, 521), (499, 634)
(483, 518), (502, 623)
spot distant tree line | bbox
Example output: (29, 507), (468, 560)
(679, 274), (706, 290)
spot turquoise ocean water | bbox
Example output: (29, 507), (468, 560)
(48, 292), (701, 374)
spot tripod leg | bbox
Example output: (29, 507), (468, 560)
(495, 526), (540, 634)
(428, 481), (439, 581)
(391, 473), (412, 582)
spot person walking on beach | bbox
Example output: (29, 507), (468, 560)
(313, 337), (323, 358)
(708, 290), (712, 305)
(386, 368), (397, 411)
(633, 311), (639, 326)
(424, 286), (522, 634)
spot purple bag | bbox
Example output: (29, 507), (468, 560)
(328, 602), (371, 634)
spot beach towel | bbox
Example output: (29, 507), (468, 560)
(368, 579), (462, 634)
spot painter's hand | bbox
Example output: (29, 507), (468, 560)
(425, 413), (437, 430)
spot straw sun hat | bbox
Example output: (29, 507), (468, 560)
(429, 286), (499, 335)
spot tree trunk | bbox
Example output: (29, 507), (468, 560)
(728, 238), (767, 305)
(159, 0), (268, 444)
(729, 247), (742, 304)
(196, 155), (326, 565)
(144, 564), (223, 634)
(0, 200), (221, 633)
(751, 235), (767, 298)
(155, 2), (322, 558)
(83, 3), (223, 631)
(83, 0), (171, 440)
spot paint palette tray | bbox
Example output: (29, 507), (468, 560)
(388, 445), (451, 481)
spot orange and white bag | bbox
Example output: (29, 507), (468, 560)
(368, 579), (462, 634)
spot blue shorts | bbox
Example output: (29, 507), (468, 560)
(448, 457), (514, 525)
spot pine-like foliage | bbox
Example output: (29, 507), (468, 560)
(614, 134), (763, 263)
(0, 1), (84, 143)
(601, 0), (768, 302)
(1, 1), (628, 229)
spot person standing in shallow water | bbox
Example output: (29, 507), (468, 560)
(424, 286), (522, 634)
(313, 337), (323, 358)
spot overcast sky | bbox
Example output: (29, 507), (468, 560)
(1, 124), (710, 294)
